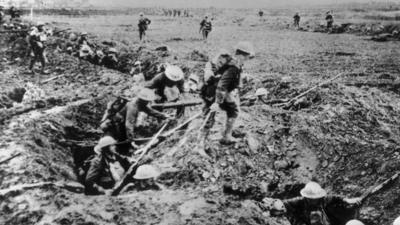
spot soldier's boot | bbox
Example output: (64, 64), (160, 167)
(220, 117), (238, 145)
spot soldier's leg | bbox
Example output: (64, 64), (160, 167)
(85, 155), (106, 195)
(39, 50), (46, 73)
(219, 101), (239, 145)
(29, 51), (37, 72)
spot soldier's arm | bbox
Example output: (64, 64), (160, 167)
(283, 197), (304, 214)
(177, 79), (185, 93)
(145, 73), (162, 89)
(143, 105), (168, 120)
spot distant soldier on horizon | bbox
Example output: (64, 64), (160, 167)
(138, 12), (151, 42)
(293, 12), (300, 28)
(326, 11), (334, 30)
(200, 16), (212, 41)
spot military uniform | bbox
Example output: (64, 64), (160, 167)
(294, 14), (300, 27)
(138, 17), (151, 41)
(216, 61), (242, 119)
(28, 26), (47, 73)
(200, 19), (212, 39)
(326, 14), (333, 29)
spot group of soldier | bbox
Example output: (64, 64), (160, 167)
(3, 7), (398, 225)
(0, 5), (20, 23)
(291, 11), (335, 30)
(80, 36), (400, 224)
(162, 8), (191, 17)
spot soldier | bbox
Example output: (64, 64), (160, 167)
(270, 181), (363, 225)
(84, 136), (129, 195)
(138, 12), (151, 42)
(102, 47), (119, 69)
(145, 64), (185, 118)
(209, 42), (255, 144)
(325, 11), (334, 29)
(200, 50), (231, 139)
(200, 16), (212, 40)
(294, 13), (300, 28)
(77, 31), (90, 47)
(100, 88), (172, 143)
(258, 10), (264, 18)
(132, 164), (162, 191)
(0, 6), (5, 23)
(28, 22), (48, 75)
(9, 6), (17, 20)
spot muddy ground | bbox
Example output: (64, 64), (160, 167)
(1, 7), (400, 225)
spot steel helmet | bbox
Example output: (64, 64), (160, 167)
(212, 49), (231, 64)
(165, 65), (184, 81)
(346, 220), (364, 225)
(394, 217), (400, 225)
(235, 41), (255, 57)
(300, 182), (327, 199)
(137, 88), (156, 102)
(37, 21), (45, 27)
(134, 61), (142, 66)
(255, 88), (269, 97)
(81, 31), (88, 36)
(108, 48), (117, 54)
(139, 12), (144, 16)
(133, 164), (161, 180)
(94, 136), (117, 154)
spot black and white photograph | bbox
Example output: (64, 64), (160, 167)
(0, 0), (399, 224)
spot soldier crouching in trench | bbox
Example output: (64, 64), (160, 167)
(265, 181), (363, 225)
(83, 136), (162, 195)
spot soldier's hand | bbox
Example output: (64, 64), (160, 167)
(210, 103), (219, 112)
(165, 115), (176, 122)
(131, 142), (139, 149)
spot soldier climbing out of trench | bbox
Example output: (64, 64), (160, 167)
(207, 42), (255, 145)
(200, 49), (232, 139)
(138, 12), (151, 43)
(145, 64), (186, 118)
(267, 181), (363, 225)
(28, 22), (49, 75)
(100, 88), (173, 146)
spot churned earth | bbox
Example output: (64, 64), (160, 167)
(0, 7), (400, 225)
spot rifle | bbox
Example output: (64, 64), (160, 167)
(53, 28), (71, 36)
(151, 100), (203, 110)
(111, 122), (169, 196)
(360, 172), (400, 203)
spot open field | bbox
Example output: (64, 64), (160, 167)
(1, 5), (400, 225)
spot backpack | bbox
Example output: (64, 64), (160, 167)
(101, 97), (129, 124)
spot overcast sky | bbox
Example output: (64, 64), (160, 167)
(89, 0), (392, 8)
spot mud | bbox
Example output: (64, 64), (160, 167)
(1, 8), (400, 225)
